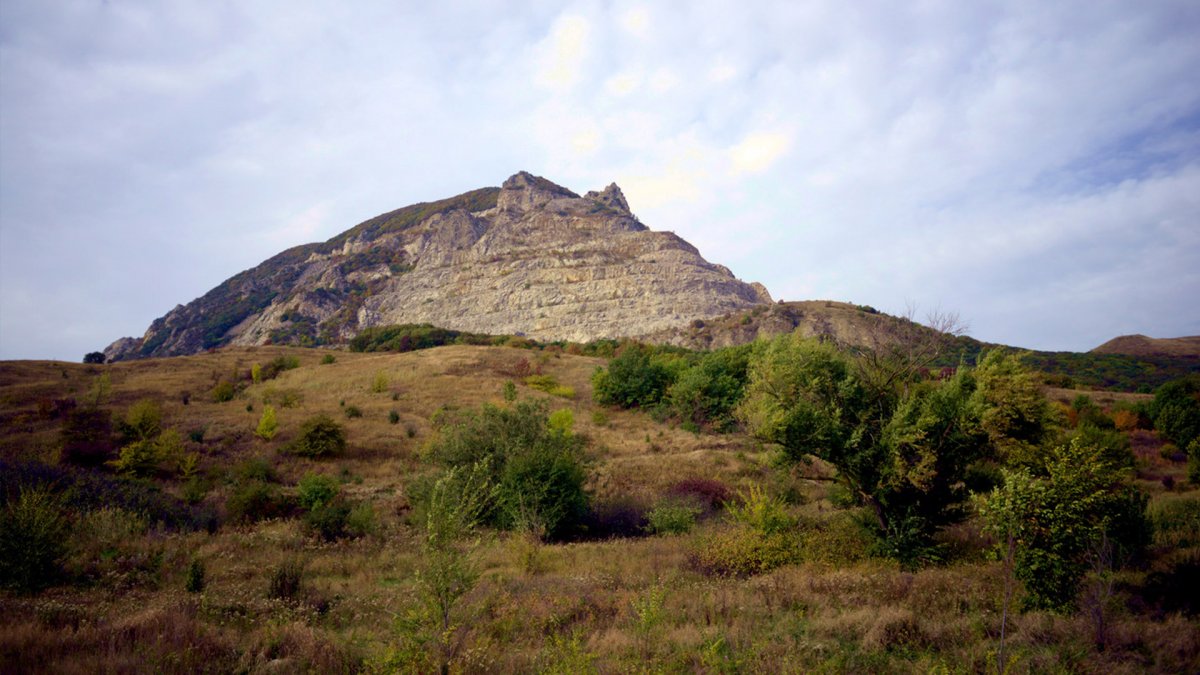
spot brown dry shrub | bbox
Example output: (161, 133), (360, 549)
(861, 606), (931, 652)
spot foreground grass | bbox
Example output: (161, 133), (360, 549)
(1, 345), (1197, 673)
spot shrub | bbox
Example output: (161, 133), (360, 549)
(305, 501), (351, 541)
(60, 407), (115, 467)
(211, 380), (237, 403)
(288, 415), (346, 458)
(426, 401), (589, 539)
(666, 346), (751, 432)
(590, 410), (609, 427)
(389, 409), (401, 424)
(297, 473), (339, 511)
(646, 501), (699, 535)
(251, 363), (262, 384)
(591, 346), (676, 409)
(320, 353), (336, 365)
(260, 355), (301, 380)
(372, 371), (389, 393)
(503, 381), (518, 402)
(344, 405), (363, 419)
(0, 486), (68, 593)
(977, 438), (1150, 611)
(226, 481), (289, 523)
(346, 502), (377, 538)
(185, 558), (206, 593)
(268, 560), (304, 599)
(83, 351), (105, 364)
(234, 457), (276, 483)
(256, 405), (278, 440)
(690, 526), (801, 578)
(726, 485), (796, 535)
(667, 477), (732, 512)
(1150, 375), (1200, 450)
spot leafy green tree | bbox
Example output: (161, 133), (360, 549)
(738, 335), (1048, 563)
(288, 415), (346, 457)
(977, 438), (1149, 611)
(666, 345), (751, 431)
(0, 487), (69, 593)
(427, 401), (589, 539)
(592, 345), (676, 408)
(83, 351), (105, 364)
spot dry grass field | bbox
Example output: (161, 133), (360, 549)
(1, 344), (1197, 673)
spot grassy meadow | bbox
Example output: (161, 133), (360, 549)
(0, 344), (1197, 673)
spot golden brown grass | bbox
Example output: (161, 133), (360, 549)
(1, 345), (1198, 673)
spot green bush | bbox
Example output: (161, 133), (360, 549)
(977, 438), (1150, 611)
(297, 473), (339, 511)
(119, 398), (163, 442)
(255, 405), (278, 440)
(288, 415), (347, 458)
(690, 526), (801, 578)
(665, 346), (750, 432)
(426, 401), (589, 539)
(592, 345), (678, 409)
(0, 487), (69, 593)
(305, 501), (351, 541)
(185, 558), (206, 593)
(645, 501), (699, 535)
(1151, 375), (1200, 450)
(320, 354), (337, 365)
(346, 502), (377, 538)
(389, 409), (401, 425)
(226, 481), (289, 523)
(211, 380), (237, 403)
(344, 405), (363, 419)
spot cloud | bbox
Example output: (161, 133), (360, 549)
(2, 0), (1198, 359)
(728, 131), (792, 175)
(534, 14), (591, 90)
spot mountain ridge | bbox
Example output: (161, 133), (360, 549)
(106, 172), (773, 361)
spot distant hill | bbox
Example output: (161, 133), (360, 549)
(1091, 334), (1200, 358)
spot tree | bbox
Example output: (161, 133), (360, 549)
(288, 415), (346, 457)
(737, 333), (1047, 564)
(83, 351), (105, 364)
(592, 345), (676, 409)
(976, 438), (1149, 611)
(426, 401), (589, 540)
(256, 405), (278, 440)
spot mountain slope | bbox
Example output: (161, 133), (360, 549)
(1091, 334), (1200, 358)
(106, 172), (772, 360)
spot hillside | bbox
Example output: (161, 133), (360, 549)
(1092, 334), (1200, 358)
(105, 172), (772, 361)
(1, 344), (1198, 672)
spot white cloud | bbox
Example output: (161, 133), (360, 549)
(728, 132), (792, 175)
(533, 14), (591, 90)
(619, 6), (650, 39)
(2, 0), (1198, 358)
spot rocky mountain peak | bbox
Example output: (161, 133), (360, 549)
(105, 172), (774, 360)
(497, 171), (580, 213)
(584, 182), (632, 215)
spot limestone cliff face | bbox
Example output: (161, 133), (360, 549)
(106, 172), (772, 360)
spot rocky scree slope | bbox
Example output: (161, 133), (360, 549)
(106, 172), (772, 360)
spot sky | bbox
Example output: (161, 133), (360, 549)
(1, 0), (1198, 361)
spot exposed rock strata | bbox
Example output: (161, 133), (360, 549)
(107, 172), (772, 360)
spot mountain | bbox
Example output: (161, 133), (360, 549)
(1090, 334), (1200, 358)
(105, 172), (773, 361)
